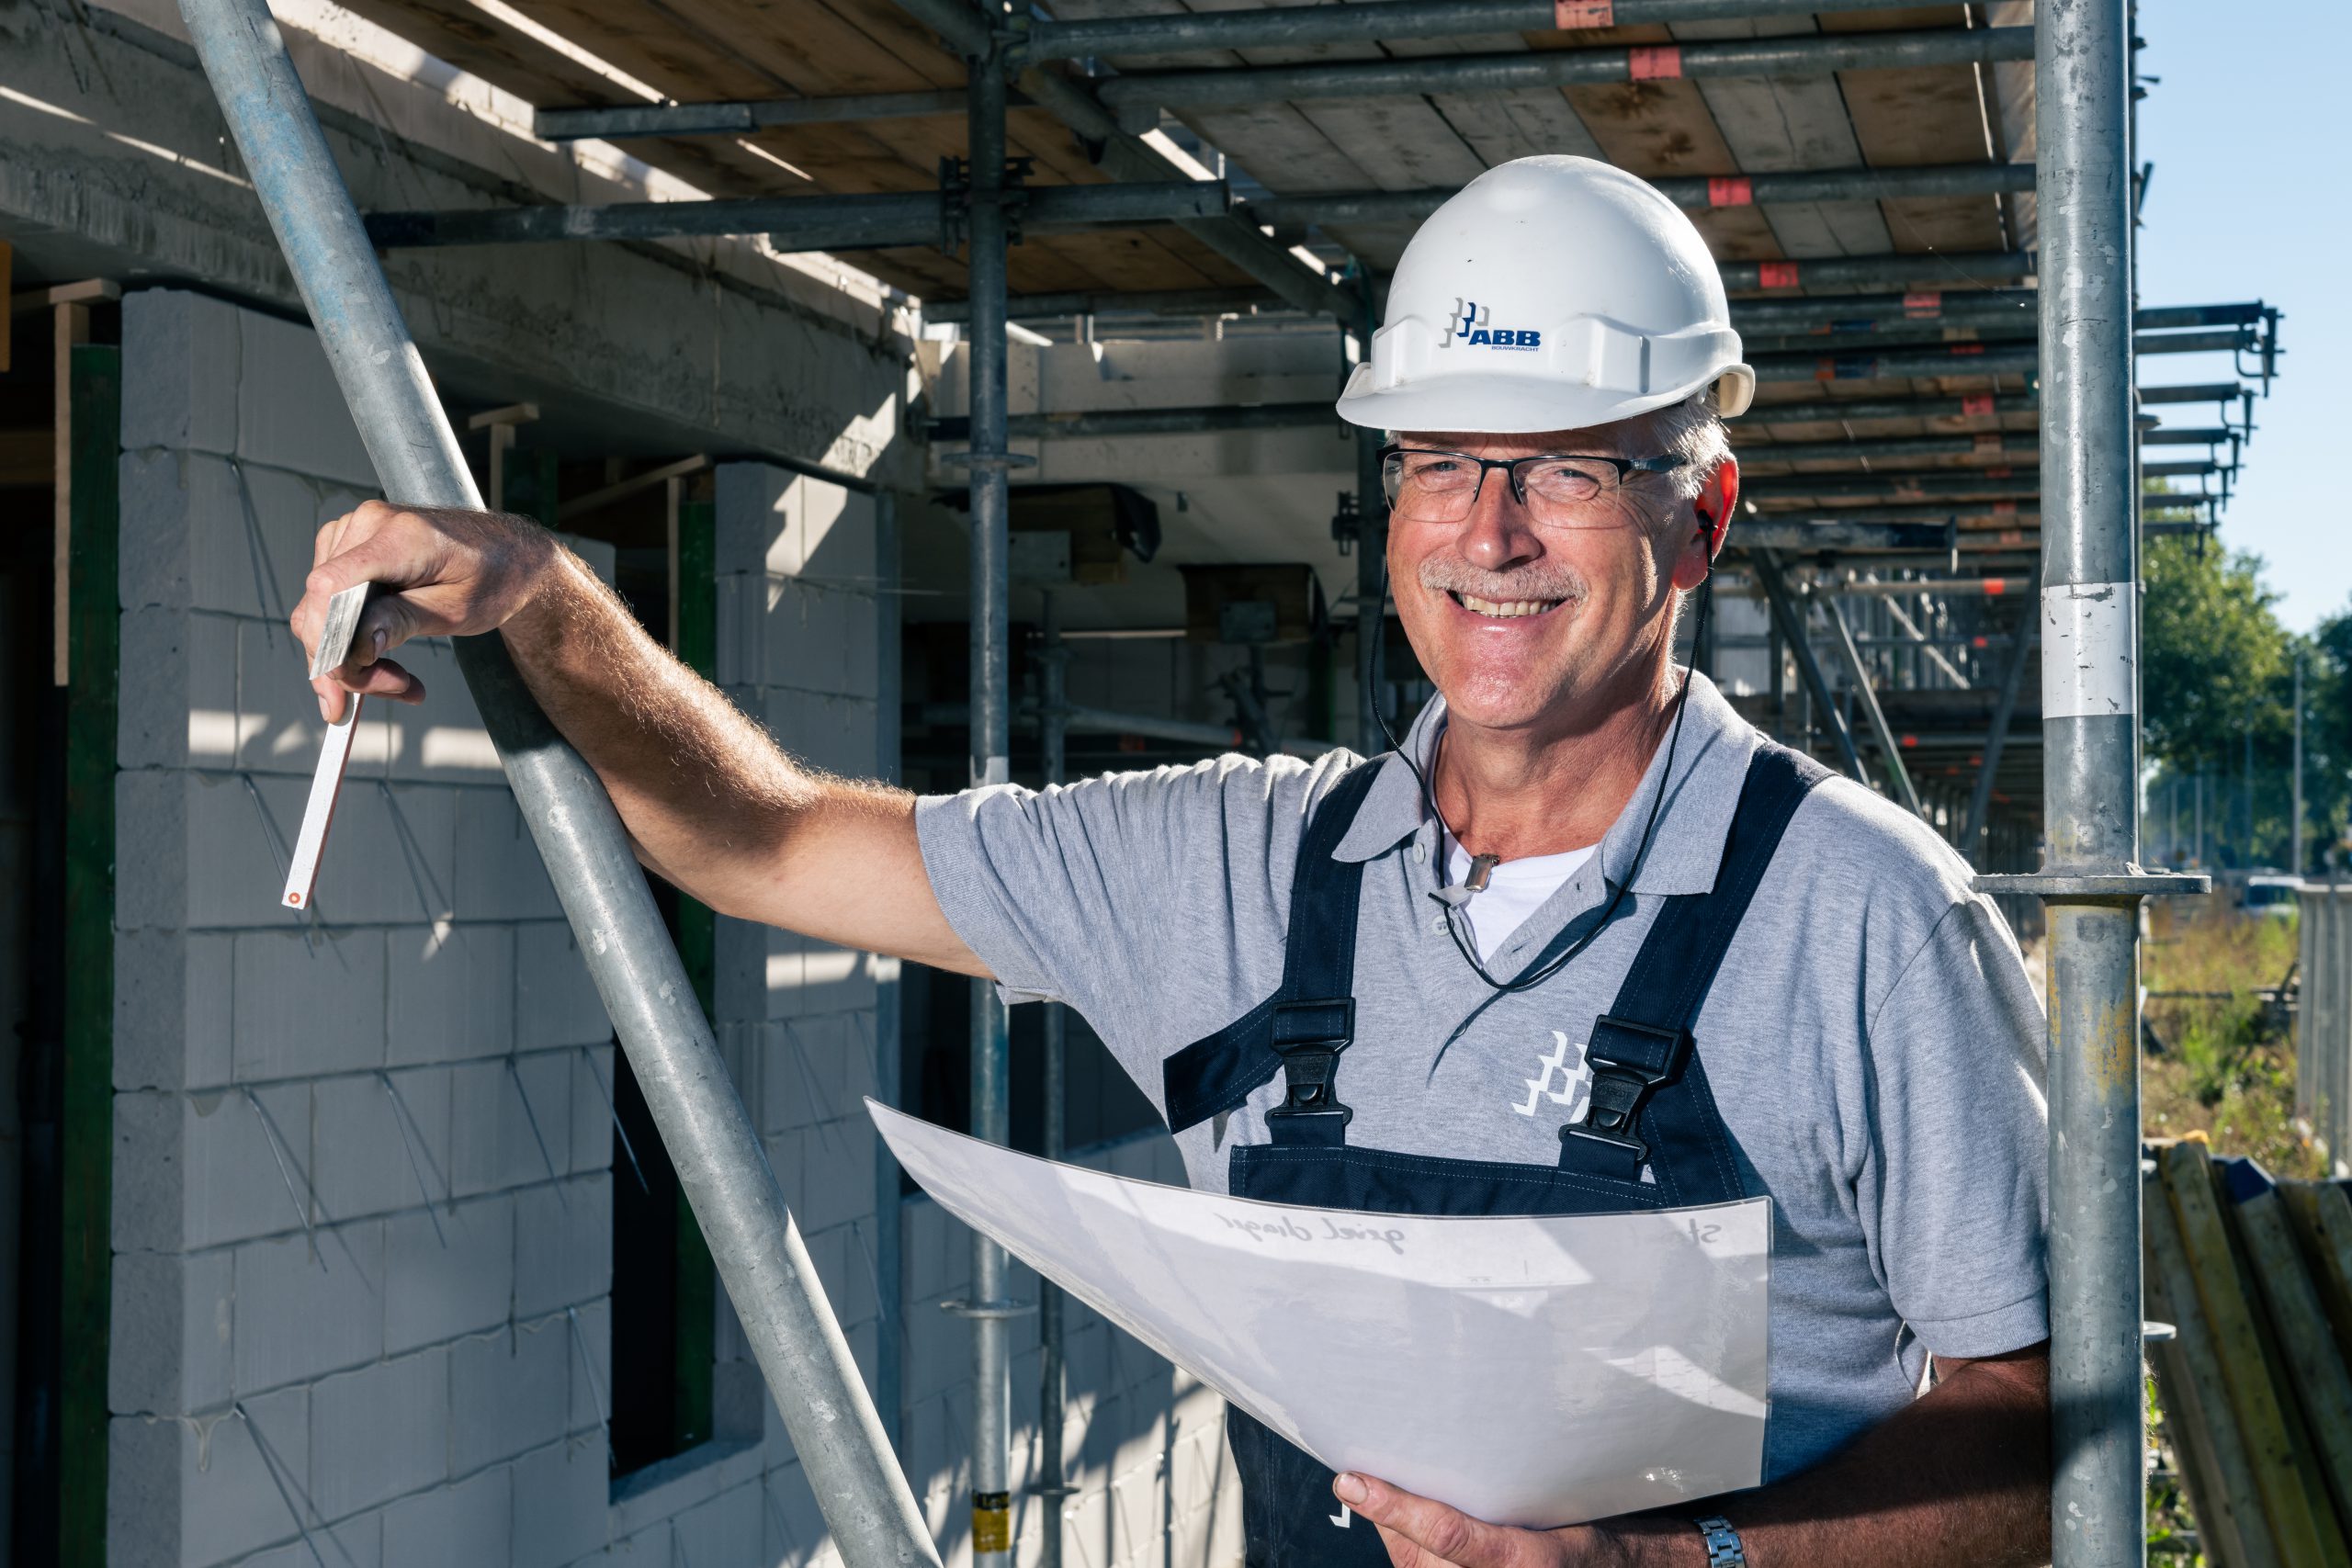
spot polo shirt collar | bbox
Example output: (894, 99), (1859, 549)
(1329, 671), (1757, 897)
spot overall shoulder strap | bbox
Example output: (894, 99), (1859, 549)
(1160, 758), (1385, 1135)
(1562, 740), (1830, 1185)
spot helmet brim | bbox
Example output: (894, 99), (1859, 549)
(1335, 366), (1752, 435)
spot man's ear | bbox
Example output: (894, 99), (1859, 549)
(1672, 456), (1738, 591)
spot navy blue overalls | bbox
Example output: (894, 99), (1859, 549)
(1158, 741), (1828, 1565)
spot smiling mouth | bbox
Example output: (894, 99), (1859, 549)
(1448, 591), (1567, 619)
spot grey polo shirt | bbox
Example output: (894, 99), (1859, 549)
(915, 673), (2049, 1482)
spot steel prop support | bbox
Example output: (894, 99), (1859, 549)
(1092, 27), (2033, 111)
(171, 4), (942, 1565)
(2030, 3), (2153, 1562)
(1962, 619), (2037, 867)
(1035, 600), (1072, 1568)
(1748, 548), (1866, 782)
(958, 28), (1019, 1568)
(1816, 592), (1925, 815)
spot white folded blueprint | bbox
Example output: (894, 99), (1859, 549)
(867, 1100), (1771, 1528)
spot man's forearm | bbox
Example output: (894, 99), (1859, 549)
(1606, 1348), (2052, 1568)
(499, 545), (829, 910)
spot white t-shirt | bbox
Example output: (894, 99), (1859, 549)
(1443, 838), (1599, 962)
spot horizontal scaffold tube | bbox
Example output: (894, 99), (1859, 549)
(1026, 0), (1937, 60)
(1750, 329), (2252, 382)
(929, 403), (1339, 440)
(534, 89), (990, 140)
(1091, 27), (2033, 111)
(1244, 164), (2032, 228)
(1735, 434), (2041, 463)
(366, 181), (1231, 249)
(1747, 391), (2039, 422)
(1724, 252), (2033, 291)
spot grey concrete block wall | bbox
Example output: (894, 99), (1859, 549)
(107, 299), (1236, 1567)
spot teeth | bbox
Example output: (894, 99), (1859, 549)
(1455, 592), (1557, 618)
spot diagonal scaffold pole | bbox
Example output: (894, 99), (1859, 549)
(174, 5), (940, 1564)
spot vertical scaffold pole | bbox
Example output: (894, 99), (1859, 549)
(960, 22), (1019, 1568)
(1036, 595), (1072, 1568)
(172, 5), (941, 1565)
(1984, 3), (2203, 1562)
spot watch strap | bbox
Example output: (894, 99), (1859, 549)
(1692, 1514), (1747, 1567)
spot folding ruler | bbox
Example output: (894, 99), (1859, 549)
(281, 581), (370, 911)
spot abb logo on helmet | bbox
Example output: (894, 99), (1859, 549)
(1443, 296), (1543, 352)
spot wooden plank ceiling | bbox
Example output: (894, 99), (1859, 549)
(356, 0), (2037, 455)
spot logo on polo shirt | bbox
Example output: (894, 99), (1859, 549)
(1512, 1030), (1590, 1119)
(1444, 296), (1542, 352)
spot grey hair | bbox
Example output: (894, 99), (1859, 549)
(1626, 389), (1733, 502)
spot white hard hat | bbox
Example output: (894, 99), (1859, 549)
(1335, 155), (1755, 434)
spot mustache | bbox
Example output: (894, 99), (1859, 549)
(1416, 558), (1589, 604)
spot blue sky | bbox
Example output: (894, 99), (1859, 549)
(2135, 0), (2344, 634)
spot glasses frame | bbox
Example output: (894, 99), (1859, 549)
(1376, 443), (1688, 522)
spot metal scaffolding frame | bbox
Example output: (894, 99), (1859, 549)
(170, 3), (944, 1566)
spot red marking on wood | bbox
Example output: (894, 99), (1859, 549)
(1904, 290), (1943, 318)
(1707, 176), (1753, 208)
(1984, 467), (2012, 479)
(1993, 500), (2018, 514)
(1814, 358), (1837, 381)
(1758, 262), (1801, 289)
(1983, 578), (2008, 594)
(1628, 45), (1682, 79)
(1554, 0), (1614, 25)
(1950, 343), (1985, 356)
(1962, 393), (1996, 416)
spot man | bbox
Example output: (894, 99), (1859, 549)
(294, 157), (2052, 1567)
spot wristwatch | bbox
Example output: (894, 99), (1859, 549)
(1692, 1515), (1747, 1566)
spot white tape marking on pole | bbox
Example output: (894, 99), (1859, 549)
(2041, 581), (2136, 719)
(284, 695), (361, 909)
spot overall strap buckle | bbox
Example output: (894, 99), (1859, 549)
(1263, 998), (1356, 1145)
(1559, 1015), (1690, 1164)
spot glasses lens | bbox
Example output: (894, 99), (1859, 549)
(1386, 451), (1481, 522)
(1521, 458), (1612, 510)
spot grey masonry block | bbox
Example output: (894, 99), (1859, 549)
(232, 1223), (384, 1395)
(763, 580), (851, 697)
(308, 1346), (451, 1519)
(377, 637), (503, 786)
(385, 1193), (512, 1356)
(113, 929), (232, 1092)
(112, 1083), (311, 1255)
(449, 1052), (571, 1198)
(842, 594), (880, 703)
(797, 938), (877, 1021)
(762, 1461), (831, 1568)
(112, 769), (186, 933)
(453, 789), (561, 921)
(312, 1066), (449, 1224)
(713, 916), (766, 1027)
(449, 1319), (570, 1477)
(382, 1461), (511, 1565)
(800, 481), (876, 584)
(107, 1382), (309, 1568)
(671, 1479), (762, 1567)
(231, 1514), (383, 1568)
(714, 462), (791, 578)
(565, 1297), (612, 1435)
(714, 572), (755, 686)
(801, 1222), (878, 1332)
(233, 615), (337, 781)
(184, 769), (307, 928)
(387, 922), (514, 1066)
(510, 1437), (609, 1568)
(230, 459), (370, 629)
(122, 289), (239, 457)
(118, 607), (237, 773)
(514, 922), (615, 1050)
(231, 928), (387, 1082)
(232, 306), (376, 488)
(109, 1247), (232, 1416)
(567, 1043), (616, 1179)
(513, 1174), (612, 1318)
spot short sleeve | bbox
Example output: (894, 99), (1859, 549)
(1856, 897), (2051, 1359)
(911, 753), (1358, 1075)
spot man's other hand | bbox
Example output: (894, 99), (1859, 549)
(292, 499), (559, 722)
(1333, 1474), (1668, 1568)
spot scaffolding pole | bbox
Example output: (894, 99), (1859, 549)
(1977, 4), (2206, 1563)
(1035, 598), (1073, 1568)
(171, 4), (941, 1565)
(957, 24), (1020, 1568)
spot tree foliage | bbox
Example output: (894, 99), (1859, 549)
(2140, 536), (2352, 870)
